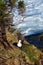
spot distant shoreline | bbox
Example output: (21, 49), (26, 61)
(25, 32), (43, 49)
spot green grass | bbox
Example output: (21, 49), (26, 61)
(21, 44), (41, 62)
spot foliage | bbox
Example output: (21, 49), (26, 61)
(10, 0), (17, 5)
(0, 42), (42, 65)
(18, 0), (25, 8)
(0, 0), (6, 10)
(0, 0), (8, 19)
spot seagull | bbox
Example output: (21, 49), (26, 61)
(17, 40), (22, 47)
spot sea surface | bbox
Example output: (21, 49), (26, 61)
(12, 0), (43, 36)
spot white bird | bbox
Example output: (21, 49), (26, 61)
(17, 40), (22, 47)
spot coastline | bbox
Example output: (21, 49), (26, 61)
(25, 32), (43, 49)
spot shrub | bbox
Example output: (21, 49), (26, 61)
(10, 0), (17, 5)
(18, 0), (25, 8)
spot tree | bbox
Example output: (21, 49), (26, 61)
(0, 0), (25, 49)
(18, 0), (25, 8)
(0, 0), (13, 49)
(10, 0), (17, 6)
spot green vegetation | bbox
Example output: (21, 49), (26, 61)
(21, 44), (42, 64)
(0, 43), (43, 65)
(0, 0), (6, 19)
(10, 0), (17, 6)
(18, 0), (25, 8)
(18, 0), (25, 15)
(0, 0), (12, 49)
(0, 0), (25, 49)
(0, 0), (6, 10)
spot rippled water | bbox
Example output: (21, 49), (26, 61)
(12, 0), (43, 36)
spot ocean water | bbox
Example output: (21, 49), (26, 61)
(12, 0), (43, 36)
